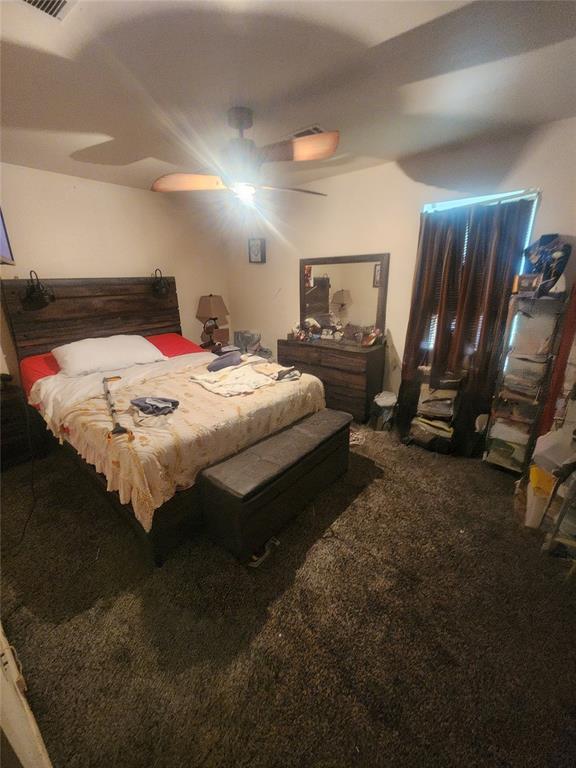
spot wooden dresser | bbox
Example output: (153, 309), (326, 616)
(277, 339), (385, 422)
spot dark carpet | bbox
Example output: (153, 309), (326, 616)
(1, 431), (575, 768)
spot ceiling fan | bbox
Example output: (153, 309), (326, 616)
(151, 107), (339, 203)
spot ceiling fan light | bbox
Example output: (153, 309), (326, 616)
(231, 182), (256, 207)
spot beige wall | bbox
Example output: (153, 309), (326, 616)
(226, 117), (576, 392)
(0, 163), (229, 376)
(2, 118), (574, 387)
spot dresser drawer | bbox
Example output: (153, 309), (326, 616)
(296, 363), (366, 391)
(278, 344), (321, 366)
(320, 349), (367, 373)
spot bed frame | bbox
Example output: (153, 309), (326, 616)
(1, 275), (199, 565)
(1, 276), (181, 357)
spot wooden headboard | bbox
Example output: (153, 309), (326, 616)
(1, 276), (181, 360)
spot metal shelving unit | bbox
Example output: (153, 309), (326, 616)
(484, 295), (566, 473)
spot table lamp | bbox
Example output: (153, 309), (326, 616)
(331, 289), (352, 312)
(196, 294), (229, 348)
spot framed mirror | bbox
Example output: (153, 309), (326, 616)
(300, 253), (389, 341)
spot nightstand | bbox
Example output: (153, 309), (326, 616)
(1, 376), (53, 470)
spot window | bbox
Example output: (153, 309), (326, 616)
(418, 189), (539, 359)
(424, 188), (540, 271)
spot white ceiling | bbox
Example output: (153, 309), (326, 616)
(2, 0), (575, 190)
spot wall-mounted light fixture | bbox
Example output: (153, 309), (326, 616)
(152, 268), (170, 298)
(21, 270), (55, 310)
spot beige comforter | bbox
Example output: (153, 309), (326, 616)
(30, 353), (325, 531)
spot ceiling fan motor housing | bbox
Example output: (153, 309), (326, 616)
(227, 106), (254, 133)
(226, 137), (260, 184)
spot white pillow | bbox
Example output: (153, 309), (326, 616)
(52, 335), (166, 376)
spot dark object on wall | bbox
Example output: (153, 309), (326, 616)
(151, 268), (170, 297)
(278, 338), (385, 422)
(0, 208), (15, 265)
(200, 409), (352, 561)
(2, 276), (181, 359)
(248, 238), (266, 263)
(21, 270), (55, 310)
(1, 378), (53, 469)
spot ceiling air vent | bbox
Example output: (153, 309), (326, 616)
(292, 125), (325, 139)
(21, 0), (76, 20)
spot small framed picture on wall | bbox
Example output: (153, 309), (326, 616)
(248, 238), (266, 264)
(373, 262), (382, 287)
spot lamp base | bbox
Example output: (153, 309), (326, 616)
(201, 317), (219, 348)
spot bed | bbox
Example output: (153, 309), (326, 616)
(1, 276), (325, 562)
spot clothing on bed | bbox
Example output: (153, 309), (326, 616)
(130, 397), (180, 416)
(190, 360), (301, 397)
(253, 363), (300, 381)
(29, 352), (324, 532)
(207, 351), (242, 372)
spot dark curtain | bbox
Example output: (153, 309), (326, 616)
(448, 199), (534, 397)
(401, 208), (467, 381)
(399, 197), (535, 446)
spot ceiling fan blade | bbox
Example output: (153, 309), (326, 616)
(151, 173), (227, 192)
(258, 186), (327, 197)
(258, 131), (339, 164)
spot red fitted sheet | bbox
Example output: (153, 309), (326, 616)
(19, 333), (204, 397)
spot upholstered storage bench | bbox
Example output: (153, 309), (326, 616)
(199, 409), (353, 561)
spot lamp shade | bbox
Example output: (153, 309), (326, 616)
(196, 294), (229, 321)
(332, 289), (352, 306)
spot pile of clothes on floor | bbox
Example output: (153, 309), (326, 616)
(408, 376), (458, 453)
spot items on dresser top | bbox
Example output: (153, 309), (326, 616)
(277, 338), (385, 422)
(300, 254), (389, 338)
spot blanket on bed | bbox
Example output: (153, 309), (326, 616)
(30, 353), (325, 531)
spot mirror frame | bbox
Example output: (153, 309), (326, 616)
(299, 253), (390, 332)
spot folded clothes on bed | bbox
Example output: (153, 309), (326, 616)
(191, 361), (301, 396)
(130, 397), (180, 415)
(253, 363), (300, 381)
